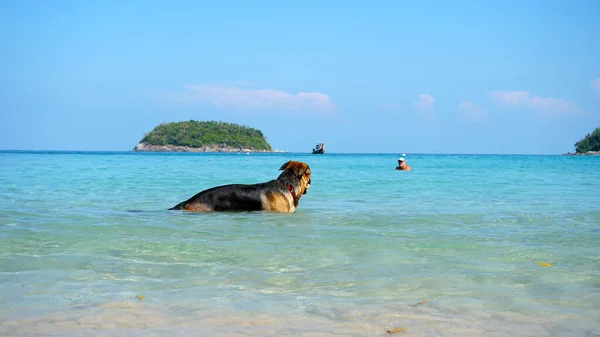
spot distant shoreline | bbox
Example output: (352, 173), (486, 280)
(563, 151), (600, 156)
(131, 142), (285, 153)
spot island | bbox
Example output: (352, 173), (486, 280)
(132, 120), (283, 153)
(564, 127), (600, 156)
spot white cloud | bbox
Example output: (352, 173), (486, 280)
(592, 79), (600, 95)
(458, 101), (488, 122)
(488, 91), (529, 105)
(412, 94), (434, 112)
(487, 91), (578, 113)
(161, 84), (335, 113)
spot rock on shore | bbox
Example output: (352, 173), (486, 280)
(132, 142), (283, 153)
(563, 151), (600, 156)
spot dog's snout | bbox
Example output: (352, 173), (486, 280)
(304, 178), (311, 195)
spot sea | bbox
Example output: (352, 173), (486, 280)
(0, 151), (599, 337)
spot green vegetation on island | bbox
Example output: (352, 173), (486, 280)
(137, 120), (273, 151)
(574, 127), (600, 153)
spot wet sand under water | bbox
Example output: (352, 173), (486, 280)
(0, 299), (592, 337)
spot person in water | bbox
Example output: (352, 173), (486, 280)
(395, 157), (411, 171)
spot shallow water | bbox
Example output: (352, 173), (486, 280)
(1, 152), (599, 336)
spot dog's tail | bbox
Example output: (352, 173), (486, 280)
(168, 202), (185, 210)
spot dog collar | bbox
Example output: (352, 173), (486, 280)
(286, 185), (296, 200)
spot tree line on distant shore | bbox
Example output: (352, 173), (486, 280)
(139, 120), (273, 151)
(574, 127), (600, 153)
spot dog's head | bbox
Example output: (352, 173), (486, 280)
(279, 160), (312, 198)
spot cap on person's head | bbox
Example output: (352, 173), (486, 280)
(398, 157), (405, 162)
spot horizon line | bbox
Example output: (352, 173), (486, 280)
(0, 149), (574, 156)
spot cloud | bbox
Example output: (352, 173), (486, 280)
(161, 84), (335, 113)
(488, 91), (529, 105)
(412, 94), (434, 112)
(487, 91), (578, 113)
(458, 101), (488, 122)
(592, 79), (600, 95)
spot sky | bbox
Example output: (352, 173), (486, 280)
(1, 0), (599, 154)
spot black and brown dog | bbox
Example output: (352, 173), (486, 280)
(169, 160), (311, 212)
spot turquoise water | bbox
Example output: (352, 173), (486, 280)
(1, 152), (599, 336)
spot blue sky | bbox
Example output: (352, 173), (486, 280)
(1, 0), (599, 154)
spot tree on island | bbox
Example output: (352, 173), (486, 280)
(139, 120), (272, 151)
(574, 127), (600, 153)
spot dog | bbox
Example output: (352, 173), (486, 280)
(169, 160), (312, 212)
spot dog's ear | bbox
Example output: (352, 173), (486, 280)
(279, 160), (308, 178)
(296, 165), (308, 177)
(279, 160), (295, 171)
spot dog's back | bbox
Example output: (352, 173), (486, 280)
(169, 160), (311, 213)
(169, 182), (274, 212)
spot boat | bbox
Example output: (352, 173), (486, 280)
(312, 143), (325, 154)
